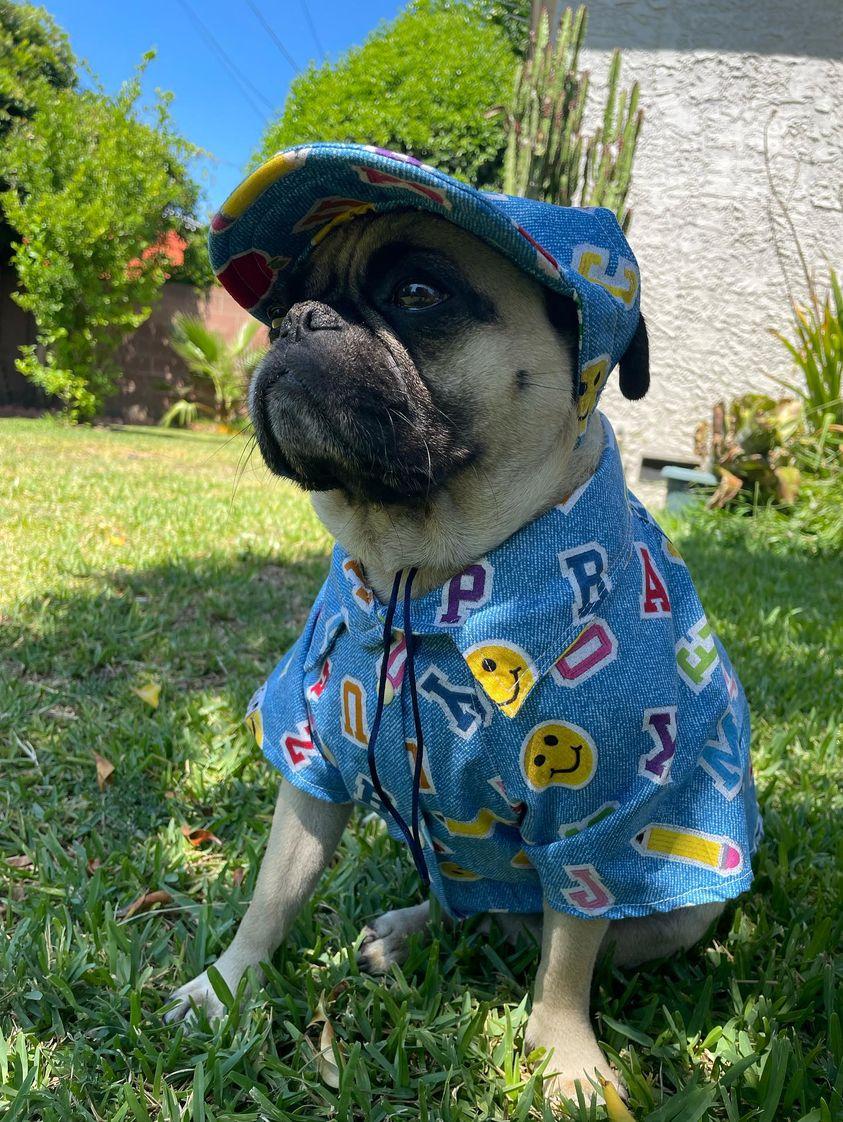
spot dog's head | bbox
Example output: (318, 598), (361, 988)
(247, 207), (649, 589)
(250, 210), (648, 516)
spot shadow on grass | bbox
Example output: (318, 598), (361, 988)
(105, 424), (244, 446)
(1, 548), (330, 849)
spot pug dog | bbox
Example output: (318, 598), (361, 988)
(164, 186), (754, 1102)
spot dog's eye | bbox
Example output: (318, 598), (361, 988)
(392, 279), (448, 310)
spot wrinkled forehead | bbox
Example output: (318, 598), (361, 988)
(294, 209), (531, 302)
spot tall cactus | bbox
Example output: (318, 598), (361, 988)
(502, 5), (642, 231)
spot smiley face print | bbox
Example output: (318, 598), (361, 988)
(464, 641), (537, 716)
(244, 682), (267, 748)
(245, 706), (264, 748)
(521, 721), (597, 791)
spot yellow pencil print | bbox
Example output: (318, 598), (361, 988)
(632, 823), (742, 876)
(439, 861), (482, 881)
(438, 807), (517, 838)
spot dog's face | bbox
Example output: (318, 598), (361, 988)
(250, 211), (581, 506)
(249, 209), (648, 584)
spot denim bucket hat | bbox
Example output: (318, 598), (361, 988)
(208, 142), (643, 435)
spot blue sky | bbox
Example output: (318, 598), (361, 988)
(47, 0), (404, 216)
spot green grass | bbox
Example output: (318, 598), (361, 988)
(1, 417), (841, 1122)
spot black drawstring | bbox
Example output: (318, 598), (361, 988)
(402, 569), (427, 858)
(366, 566), (430, 886)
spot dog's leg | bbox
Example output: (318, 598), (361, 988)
(601, 902), (724, 968)
(525, 904), (616, 1100)
(164, 781), (351, 1023)
(485, 911), (543, 945)
(357, 901), (432, 974)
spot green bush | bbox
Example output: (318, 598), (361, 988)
(697, 254), (842, 519)
(0, 62), (199, 420)
(697, 394), (807, 507)
(255, 0), (516, 187)
(467, 0), (531, 54)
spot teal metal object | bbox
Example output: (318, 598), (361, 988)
(661, 465), (718, 512)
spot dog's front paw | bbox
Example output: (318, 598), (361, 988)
(163, 970), (227, 1025)
(526, 1010), (622, 1103)
(357, 915), (411, 974)
(164, 970), (225, 1025)
(164, 945), (265, 1025)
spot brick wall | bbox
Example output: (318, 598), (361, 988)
(0, 275), (260, 422)
(107, 283), (260, 423)
(0, 266), (45, 411)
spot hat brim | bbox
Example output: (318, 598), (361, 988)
(208, 142), (589, 322)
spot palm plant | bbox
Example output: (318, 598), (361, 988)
(163, 314), (265, 427)
(763, 117), (843, 434)
(771, 266), (843, 430)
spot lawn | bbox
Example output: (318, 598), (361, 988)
(1, 417), (840, 1122)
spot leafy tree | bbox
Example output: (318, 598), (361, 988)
(0, 0), (75, 142)
(256, 0), (516, 187)
(463, 0), (531, 55)
(0, 1), (77, 258)
(0, 63), (199, 419)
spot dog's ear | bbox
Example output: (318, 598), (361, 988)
(619, 313), (650, 400)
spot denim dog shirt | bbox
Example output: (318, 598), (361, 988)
(218, 143), (760, 919)
(246, 416), (760, 921)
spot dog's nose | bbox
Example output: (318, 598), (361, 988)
(274, 301), (342, 342)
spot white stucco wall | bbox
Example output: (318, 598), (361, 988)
(579, 0), (843, 501)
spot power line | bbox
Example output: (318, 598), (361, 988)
(176, 0), (274, 121)
(243, 0), (301, 74)
(299, 0), (326, 61)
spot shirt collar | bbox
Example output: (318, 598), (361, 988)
(322, 413), (632, 715)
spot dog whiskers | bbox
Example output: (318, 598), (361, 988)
(231, 430), (259, 509)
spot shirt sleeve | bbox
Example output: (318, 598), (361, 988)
(521, 835), (618, 918)
(245, 592), (351, 805)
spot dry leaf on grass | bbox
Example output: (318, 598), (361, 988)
(6, 855), (34, 869)
(600, 1077), (638, 1121)
(86, 857), (102, 874)
(45, 704), (77, 721)
(181, 825), (221, 847)
(307, 995), (343, 1089)
(131, 681), (161, 708)
(121, 889), (174, 919)
(93, 752), (115, 791)
(231, 866), (245, 888)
